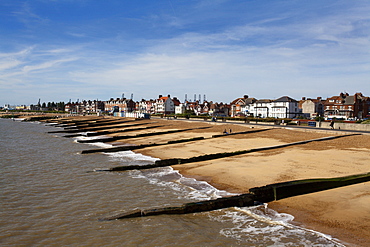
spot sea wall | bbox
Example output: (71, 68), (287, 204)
(319, 121), (370, 131)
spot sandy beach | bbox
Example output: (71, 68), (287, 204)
(110, 118), (370, 246)
(50, 116), (370, 246)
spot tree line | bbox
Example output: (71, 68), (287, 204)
(30, 102), (66, 111)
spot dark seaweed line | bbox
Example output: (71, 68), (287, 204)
(64, 124), (164, 138)
(81, 129), (274, 154)
(103, 134), (360, 172)
(48, 119), (140, 133)
(82, 137), (205, 154)
(100, 171), (370, 220)
(77, 126), (211, 143)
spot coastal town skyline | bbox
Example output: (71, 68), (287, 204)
(4, 91), (369, 121)
(3, 90), (368, 106)
(1, 1), (370, 106)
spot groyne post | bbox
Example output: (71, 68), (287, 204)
(100, 172), (370, 220)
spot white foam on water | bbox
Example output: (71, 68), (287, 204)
(77, 140), (345, 246)
(211, 205), (345, 246)
(105, 150), (159, 164)
(127, 162), (344, 246)
(73, 135), (116, 149)
(74, 135), (109, 141)
(129, 166), (235, 201)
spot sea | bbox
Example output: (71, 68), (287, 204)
(0, 118), (345, 246)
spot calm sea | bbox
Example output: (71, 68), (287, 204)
(0, 119), (344, 246)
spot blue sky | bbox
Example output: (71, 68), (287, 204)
(1, 0), (369, 105)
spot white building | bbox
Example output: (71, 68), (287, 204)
(249, 96), (300, 118)
(154, 95), (180, 114)
(253, 99), (272, 118)
(175, 103), (186, 115)
(270, 96), (300, 118)
(230, 95), (257, 117)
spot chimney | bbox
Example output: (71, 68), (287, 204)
(243, 95), (249, 99)
(167, 94), (171, 98)
(159, 95), (163, 98)
(302, 97), (306, 100)
(317, 97), (322, 100)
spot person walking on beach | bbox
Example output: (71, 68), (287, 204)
(330, 120), (335, 129)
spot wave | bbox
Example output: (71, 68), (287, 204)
(73, 134), (344, 246)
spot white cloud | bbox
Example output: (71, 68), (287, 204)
(1, 0), (370, 105)
(0, 59), (23, 71)
(22, 58), (77, 73)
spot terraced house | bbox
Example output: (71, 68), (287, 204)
(154, 95), (180, 115)
(324, 92), (370, 120)
(104, 98), (136, 113)
(300, 97), (325, 119)
(230, 95), (257, 117)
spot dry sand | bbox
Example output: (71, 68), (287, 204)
(126, 119), (370, 247)
(53, 116), (370, 246)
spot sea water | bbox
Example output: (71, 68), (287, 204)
(0, 119), (344, 246)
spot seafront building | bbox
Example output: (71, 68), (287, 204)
(323, 92), (370, 120)
(154, 95), (180, 114)
(65, 100), (104, 114)
(300, 97), (325, 119)
(230, 95), (257, 117)
(9, 92), (370, 120)
(230, 96), (301, 119)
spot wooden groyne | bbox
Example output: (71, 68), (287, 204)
(249, 172), (370, 202)
(96, 134), (360, 172)
(82, 137), (205, 154)
(100, 172), (370, 220)
(211, 128), (271, 138)
(81, 129), (272, 154)
(48, 119), (140, 133)
(63, 125), (163, 138)
(65, 119), (144, 129)
(84, 123), (158, 136)
(48, 117), (104, 127)
(77, 127), (211, 144)
(101, 193), (255, 220)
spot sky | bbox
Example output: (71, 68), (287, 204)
(0, 0), (369, 106)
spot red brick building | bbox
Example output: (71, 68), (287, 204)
(324, 92), (370, 120)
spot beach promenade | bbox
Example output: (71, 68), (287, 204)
(47, 115), (370, 246)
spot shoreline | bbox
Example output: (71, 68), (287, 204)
(44, 116), (370, 246)
(132, 120), (370, 246)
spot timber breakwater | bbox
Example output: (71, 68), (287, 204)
(100, 172), (370, 220)
(43, 115), (370, 246)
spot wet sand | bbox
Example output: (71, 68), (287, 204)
(125, 119), (370, 246)
(50, 116), (370, 246)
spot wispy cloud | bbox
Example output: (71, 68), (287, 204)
(1, 0), (369, 105)
(22, 58), (78, 73)
(11, 2), (49, 27)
